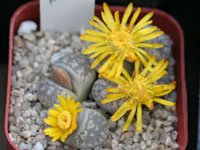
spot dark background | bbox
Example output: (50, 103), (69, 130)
(0, 0), (199, 149)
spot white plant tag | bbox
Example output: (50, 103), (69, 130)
(40, 0), (95, 32)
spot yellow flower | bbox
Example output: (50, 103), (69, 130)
(43, 95), (83, 142)
(100, 56), (176, 132)
(80, 2), (164, 78)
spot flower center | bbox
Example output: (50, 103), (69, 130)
(57, 111), (72, 130)
(123, 75), (154, 109)
(108, 29), (132, 50)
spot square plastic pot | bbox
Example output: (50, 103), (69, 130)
(5, 0), (188, 149)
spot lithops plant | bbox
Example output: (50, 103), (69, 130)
(92, 78), (125, 114)
(65, 108), (108, 149)
(43, 95), (108, 149)
(53, 52), (96, 100)
(36, 79), (78, 108)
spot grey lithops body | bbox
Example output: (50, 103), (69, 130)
(54, 52), (96, 101)
(65, 108), (108, 149)
(144, 33), (173, 61)
(36, 79), (77, 108)
(92, 78), (125, 114)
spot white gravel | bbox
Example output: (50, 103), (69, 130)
(9, 28), (179, 150)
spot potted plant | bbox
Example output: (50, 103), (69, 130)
(5, 0), (188, 150)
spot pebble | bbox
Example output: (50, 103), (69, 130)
(171, 130), (178, 141)
(17, 20), (37, 35)
(165, 136), (174, 146)
(33, 142), (44, 150)
(140, 141), (146, 149)
(132, 143), (140, 150)
(21, 130), (32, 138)
(142, 132), (153, 141)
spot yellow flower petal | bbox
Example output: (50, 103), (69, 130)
(103, 2), (114, 22)
(114, 11), (120, 28)
(48, 109), (60, 118)
(85, 29), (105, 37)
(106, 88), (121, 93)
(44, 117), (58, 127)
(129, 7), (141, 28)
(136, 103), (142, 132)
(88, 20), (107, 32)
(122, 102), (137, 132)
(111, 98), (133, 122)
(121, 3), (133, 27)
(153, 98), (176, 106)
(90, 51), (111, 69)
(58, 95), (68, 109)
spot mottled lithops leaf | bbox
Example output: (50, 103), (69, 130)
(143, 33), (173, 61)
(36, 79), (78, 108)
(54, 52), (96, 101)
(92, 78), (125, 114)
(51, 66), (73, 90)
(65, 108), (108, 149)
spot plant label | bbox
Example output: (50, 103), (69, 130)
(40, 0), (95, 32)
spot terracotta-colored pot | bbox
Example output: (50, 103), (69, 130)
(5, 0), (188, 149)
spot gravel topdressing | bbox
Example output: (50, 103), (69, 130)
(9, 30), (178, 150)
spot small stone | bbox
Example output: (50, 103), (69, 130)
(14, 36), (24, 48)
(160, 133), (170, 144)
(33, 142), (44, 150)
(17, 20), (37, 35)
(31, 125), (40, 135)
(10, 125), (20, 133)
(33, 135), (46, 143)
(36, 117), (43, 125)
(172, 143), (179, 149)
(167, 115), (178, 122)
(132, 143), (140, 150)
(21, 130), (32, 138)
(123, 138), (132, 145)
(164, 126), (174, 132)
(155, 119), (163, 127)
(23, 110), (31, 117)
(133, 135), (140, 142)
(171, 130), (178, 141)
(24, 93), (36, 101)
(151, 143), (158, 149)
(140, 141), (146, 149)
(146, 140), (152, 146)
(165, 136), (173, 146)
(142, 132), (153, 141)
(51, 66), (72, 90)
(163, 120), (173, 126)
(16, 70), (23, 78)
(111, 139), (118, 149)
(19, 142), (28, 150)
(154, 109), (163, 118)
(15, 116), (24, 127)
(118, 118), (125, 128)
(23, 34), (36, 42)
